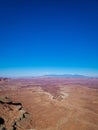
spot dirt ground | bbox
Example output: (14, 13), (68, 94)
(0, 78), (98, 130)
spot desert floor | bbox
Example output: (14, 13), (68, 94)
(0, 78), (98, 130)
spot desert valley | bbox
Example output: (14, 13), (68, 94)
(0, 77), (98, 130)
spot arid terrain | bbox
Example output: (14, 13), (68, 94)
(0, 77), (98, 130)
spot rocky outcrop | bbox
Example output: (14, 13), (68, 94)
(0, 97), (31, 130)
(0, 78), (9, 82)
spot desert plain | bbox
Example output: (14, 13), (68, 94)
(0, 77), (98, 130)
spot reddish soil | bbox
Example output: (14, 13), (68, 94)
(0, 78), (98, 130)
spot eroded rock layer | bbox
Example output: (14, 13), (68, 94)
(0, 78), (98, 130)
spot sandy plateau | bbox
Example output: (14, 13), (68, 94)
(0, 78), (98, 130)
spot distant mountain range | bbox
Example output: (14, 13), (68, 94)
(43, 74), (91, 78)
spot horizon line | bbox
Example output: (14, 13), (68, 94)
(0, 73), (98, 78)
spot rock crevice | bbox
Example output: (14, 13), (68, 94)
(0, 97), (31, 130)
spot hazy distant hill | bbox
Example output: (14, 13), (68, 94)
(43, 74), (89, 78)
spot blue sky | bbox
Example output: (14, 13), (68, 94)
(0, 0), (98, 77)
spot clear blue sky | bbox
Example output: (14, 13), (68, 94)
(0, 0), (98, 77)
